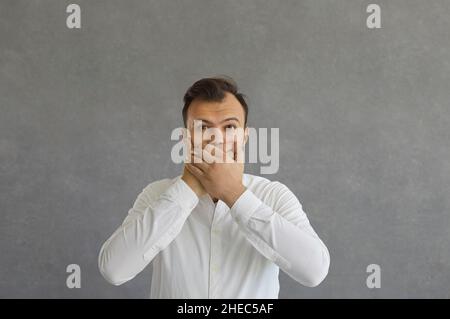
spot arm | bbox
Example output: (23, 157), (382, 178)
(228, 182), (330, 287)
(98, 177), (199, 286)
(183, 145), (329, 287)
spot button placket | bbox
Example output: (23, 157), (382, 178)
(208, 201), (222, 298)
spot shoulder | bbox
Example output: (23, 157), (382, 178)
(243, 173), (290, 194)
(139, 176), (180, 201)
(243, 173), (301, 207)
(127, 176), (179, 214)
(243, 174), (309, 225)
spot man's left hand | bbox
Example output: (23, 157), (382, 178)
(185, 144), (246, 208)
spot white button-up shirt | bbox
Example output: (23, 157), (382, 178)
(98, 174), (330, 298)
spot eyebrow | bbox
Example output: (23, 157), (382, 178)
(195, 117), (241, 124)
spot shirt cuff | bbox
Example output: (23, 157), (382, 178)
(229, 189), (263, 225)
(163, 176), (199, 212)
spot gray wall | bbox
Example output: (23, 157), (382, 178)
(1, 0), (450, 298)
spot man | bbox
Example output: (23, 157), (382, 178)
(98, 76), (330, 298)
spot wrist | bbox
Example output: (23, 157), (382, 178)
(181, 168), (206, 197)
(222, 183), (246, 208)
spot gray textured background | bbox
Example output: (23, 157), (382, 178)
(1, 0), (450, 298)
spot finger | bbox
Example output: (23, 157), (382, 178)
(210, 143), (233, 163)
(191, 150), (210, 171)
(185, 163), (204, 178)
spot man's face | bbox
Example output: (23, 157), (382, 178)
(185, 92), (248, 161)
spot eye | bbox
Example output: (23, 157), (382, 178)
(225, 124), (237, 129)
(201, 125), (208, 130)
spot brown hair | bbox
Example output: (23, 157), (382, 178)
(182, 76), (248, 127)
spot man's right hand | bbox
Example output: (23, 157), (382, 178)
(181, 165), (206, 197)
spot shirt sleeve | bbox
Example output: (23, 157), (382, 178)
(98, 176), (199, 286)
(229, 182), (330, 287)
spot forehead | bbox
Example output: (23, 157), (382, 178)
(186, 92), (245, 124)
